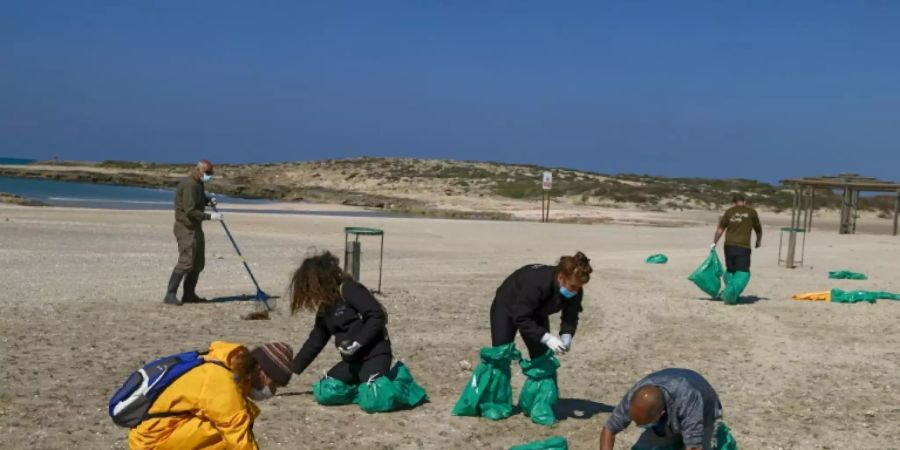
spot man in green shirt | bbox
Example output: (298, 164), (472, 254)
(712, 195), (762, 305)
(164, 160), (222, 306)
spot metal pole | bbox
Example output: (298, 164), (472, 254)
(840, 187), (850, 234)
(377, 234), (384, 293)
(210, 205), (271, 310)
(545, 192), (550, 222)
(801, 186), (810, 232)
(786, 188), (799, 268)
(894, 189), (899, 236)
(344, 231), (349, 274)
(851, 189), (860, 234)
(808, 187), (815, 233)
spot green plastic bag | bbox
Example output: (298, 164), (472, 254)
(715, 422), (738, 450)
(518, 350), (560, 426)
(830, 288), (900, 304)
(645, 254), (669, 264)
(452, 342), (521, 420)
(828, 270), (868, 280)
(720, 271), (750, 305)
(689, 249), (724, 298)
(509, 435), (568, 450)
(357, 362), (428, 413)
(313, 375), (359, 405)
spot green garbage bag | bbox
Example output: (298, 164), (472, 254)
(830, 288), (900, 304)
(357, 362), (428, 413)
(715, 422), (738, 450)
(509, 435), (568, 450)
(688, 249), (724, 298)
(720, 271), (750, 305)
(518, 350), (560, 426)
(313, 375), (359, 405)
(645, 254), (669, 264)
(828, 270), (867, 280)
(452, 342), (521, 420)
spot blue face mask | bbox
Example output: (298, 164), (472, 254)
(201, 173), (213, 182)
(559, 286), (577, 299)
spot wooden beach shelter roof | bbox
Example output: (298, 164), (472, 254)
(781, 173), (900, 192)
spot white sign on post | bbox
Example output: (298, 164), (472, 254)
(542, 171), (553, 190)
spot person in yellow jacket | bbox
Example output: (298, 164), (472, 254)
(128, 341), (294, 450)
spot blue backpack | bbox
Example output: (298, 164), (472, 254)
(108, 351), (226, 428)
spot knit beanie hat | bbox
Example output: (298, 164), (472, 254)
(250, 342), (294, 386)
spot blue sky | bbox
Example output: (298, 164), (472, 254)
(2, 1), (898, 181)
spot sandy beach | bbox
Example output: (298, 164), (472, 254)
(1, 204), (898, 450)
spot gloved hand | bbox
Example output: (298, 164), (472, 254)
(207, 195), (218, 207)
(540, 333), (567, 355)
(208, 212), (223, 221)
(338, 341), (361, 356)
(710, 243), (717, 250)
(560, 334), (573, 351)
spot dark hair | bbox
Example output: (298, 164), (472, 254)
(557, 251), (592, 284)
(732, 194), (746, 203)
(289, 251), (350, 315)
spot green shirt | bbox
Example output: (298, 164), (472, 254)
(719, 205), (761, 248)
(174, 176), (209, 228)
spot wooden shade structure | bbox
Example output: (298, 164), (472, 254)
(780, 173), (900, 236)
(776, 174), (899, 269)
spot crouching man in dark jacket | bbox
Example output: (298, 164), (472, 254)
(600, 368), (724, 450)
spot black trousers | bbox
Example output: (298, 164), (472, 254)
(490, 300), (549, 359)
(723, 245), (751, 273)
(326, 353), (392, 384)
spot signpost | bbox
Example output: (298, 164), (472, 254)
(541, 171), (552, 222)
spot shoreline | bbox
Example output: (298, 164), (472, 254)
(2, 163), (898, 232)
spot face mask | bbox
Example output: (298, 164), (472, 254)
(201, 173), (213, 182)
(560, 286), (577, 299)
(249, 385), (273, 401)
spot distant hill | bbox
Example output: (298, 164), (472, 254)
(1, 157), (895, 219)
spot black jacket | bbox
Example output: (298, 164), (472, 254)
(492, 264), (583, 343)
(291, 280), (391, 374)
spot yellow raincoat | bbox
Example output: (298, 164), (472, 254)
(128, 341), (261, 450)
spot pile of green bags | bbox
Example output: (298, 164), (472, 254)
(828, 270), (868, 280)
(830, 288), (900, 304)
(312, 362), (428, 413)
(688, 249), (724, 298)
(453, 343), (562, 426)
(509, 436), (568, 450)
(645, 254), (669, 264)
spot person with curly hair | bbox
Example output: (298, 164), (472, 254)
(288, 251), (392, 387)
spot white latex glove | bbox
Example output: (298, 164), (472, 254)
(208, 212), (223, 221)
(338, 341), (361, 356)
(560, 334), (573, 351)
(207, 195), (218, 206)
(540, 333), (567, 355)
(710, 243), (717, 250)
